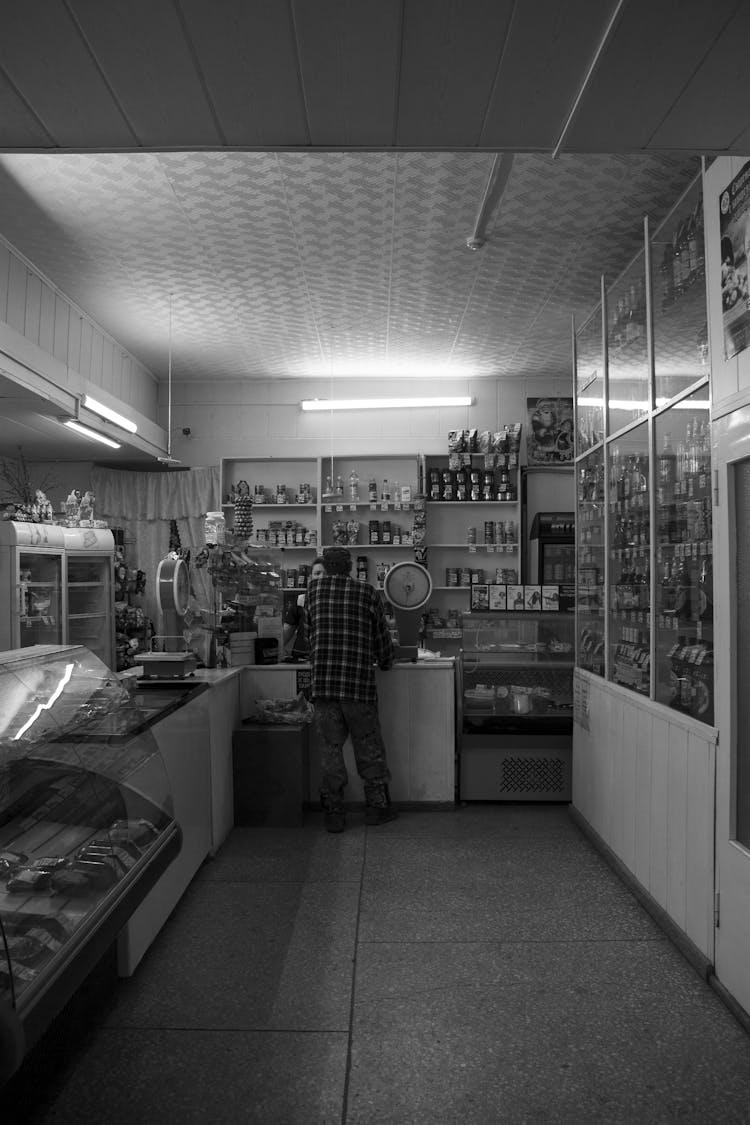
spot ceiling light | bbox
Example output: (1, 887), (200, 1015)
(466, 153), (515, 250)
(63, 419), (121, 449)
(301, 396), (474, 412)
(82, 393), (137, 433)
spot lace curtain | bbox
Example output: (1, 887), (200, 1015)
(91, 466), (221, 638)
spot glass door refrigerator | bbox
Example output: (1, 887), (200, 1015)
(528, 512), (576, 587)
(0, 522), (115, 669)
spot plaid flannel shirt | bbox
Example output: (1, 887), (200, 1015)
(304, 575), (394, 703)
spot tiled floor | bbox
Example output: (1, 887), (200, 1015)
(8, 804), (750, 1124)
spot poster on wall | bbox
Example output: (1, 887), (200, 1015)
(526, 397), (574, 465)
(719, 158), (750, 360)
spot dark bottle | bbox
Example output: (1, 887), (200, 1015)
(674, 557), (692, 621)
(658, 433), (676, 488)
(698, 555), (713, 623)
(660, 559), (676, 614)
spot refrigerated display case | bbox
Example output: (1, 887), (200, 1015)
(0, 644), (181, 1083)
(528, 512), (575, 585)
(0, 522), (115, 670)
(459, 611), (574, 801)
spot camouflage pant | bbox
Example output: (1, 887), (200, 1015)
(314, 697), (391, 807)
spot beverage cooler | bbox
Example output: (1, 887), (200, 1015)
(0, 522), (115, 669)
(528, 512), (576, 585)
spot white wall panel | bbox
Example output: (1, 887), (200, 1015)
(0, 238), (159, 424)
(573, 674), (716, 959)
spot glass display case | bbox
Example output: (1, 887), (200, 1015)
(574, 171), (714, 725)
(606, 248), (650, 435)
(575, 302), (605, 454)
(576, 447), (605, 675)
(459, 612), (574, 801)
(651, 176), (707, 407)
(0, 523), (115, 669)
(0, 644), (180, 1083)
(654, 386), (713, 722)
(607, 422), (651, 695)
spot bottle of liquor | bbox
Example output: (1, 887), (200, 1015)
(661, 558), (675, 615)
(674, 556), (692, 621)
(698, 555), (713, 623)
(657, 433), (676, 490)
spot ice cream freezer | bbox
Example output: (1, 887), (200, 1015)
(458, 611), (574, 801)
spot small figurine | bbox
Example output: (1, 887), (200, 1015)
(33, 489), (54, 522)
(78, 490), (95, 523)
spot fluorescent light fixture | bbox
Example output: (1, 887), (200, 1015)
(301, 396), (474, 412)
(82, 393), (137, 433)
(63, 419), (121, 449)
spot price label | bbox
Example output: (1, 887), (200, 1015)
(335, 505), (344, 513)
(325, 505), (333, 513)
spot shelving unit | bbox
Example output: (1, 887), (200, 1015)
(574, 171), (714, 725)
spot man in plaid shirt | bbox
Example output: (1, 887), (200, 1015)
(304, 546), (398, 832)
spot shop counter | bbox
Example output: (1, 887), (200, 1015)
(239, 658), (456, 805)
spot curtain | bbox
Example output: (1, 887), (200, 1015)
(92, 466), (221, 637)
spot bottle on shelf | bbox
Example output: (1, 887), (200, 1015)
(368, 477), (378, 502)
(349, 470), (359, 501)
(381, 479), (390, 501)
(335, 475), (344, 497)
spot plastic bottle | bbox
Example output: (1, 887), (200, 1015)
(381, 478), (390, 501)
(349, 470), (359, 501)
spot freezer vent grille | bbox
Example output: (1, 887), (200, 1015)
(499, 757), (566, 794)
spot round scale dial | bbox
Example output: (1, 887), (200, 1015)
(383, 561), (433, 610)
(156, 556), (190, 618)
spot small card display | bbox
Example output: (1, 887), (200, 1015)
(488, 584), (507, 610)
(470, 584), (489, 610)
(507, 584), (525, 611)
(524, 585), (542, 610)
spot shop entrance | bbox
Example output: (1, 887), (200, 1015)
(713, 421), (750, 1017)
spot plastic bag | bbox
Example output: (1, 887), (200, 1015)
(252, 692), (314, 725)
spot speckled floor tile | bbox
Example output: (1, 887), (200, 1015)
(200, 822), (365, 882)
(14, 1029), (347, 1125)
(359, 836), (660, 942)
(375, 803), (580, 840)
(347, 941), (750, 1125)
(104, 879), (359, 1030)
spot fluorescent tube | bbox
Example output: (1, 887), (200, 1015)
(63, 420), (121, 449)
(301, 396), (474, 412)
(82, 393), (138, 433)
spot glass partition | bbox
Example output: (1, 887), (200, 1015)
(606, 253), (650, 436)
(576, 446), (605, 675)
(653, 385), (712, 721)
(651, 176), (707, 407)
(607, 422), (651, 695)
(575, 302), (605, 454)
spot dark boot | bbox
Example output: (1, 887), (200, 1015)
(320, 789), (345, 833)
(364, 781), (398, 826)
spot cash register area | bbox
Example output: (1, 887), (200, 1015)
(7, 803), (750, 1125)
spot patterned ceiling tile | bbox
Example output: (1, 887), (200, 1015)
(0, 149), (700, 385)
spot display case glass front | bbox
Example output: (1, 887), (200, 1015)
(576, 447), (605, 675)
(607, 422), (651, 695)
(575, 304), (605, 453)
(654, 386), (712, 721)
(0, 644), (178, 1073)
(651, 177), (707, 407)
(606, 252), (650, 436)
(460, 611), (574, 733)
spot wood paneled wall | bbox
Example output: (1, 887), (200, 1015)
(0, 236), (158, 419)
